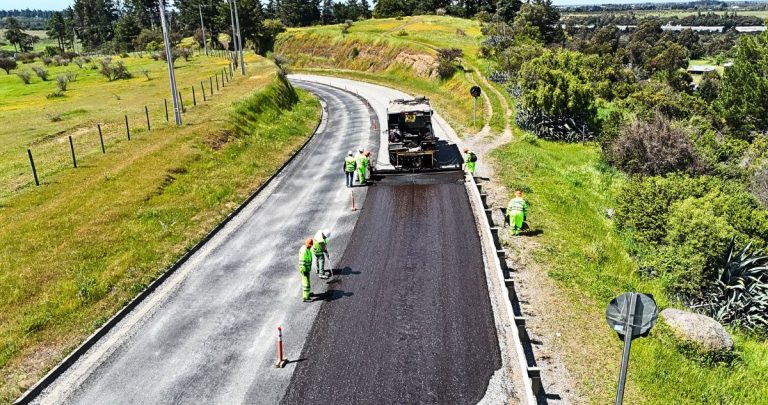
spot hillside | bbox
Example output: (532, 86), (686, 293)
(277, 15), (768, 404)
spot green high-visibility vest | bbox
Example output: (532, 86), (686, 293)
(357, 155), (369, 168)
(507, 197), (528, 214)
(299, 245), (313, 267)
(345, 156), (356, 172)
(313, 236), (327, 256)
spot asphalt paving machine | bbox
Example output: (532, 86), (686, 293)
(386, 97), (437, 170)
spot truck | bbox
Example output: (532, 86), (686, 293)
(386, 97), (437, 170)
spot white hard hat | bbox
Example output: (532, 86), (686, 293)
(358, 148), (364, 153)
(348, 151), (353, 156)
(323, 229), (331, 238)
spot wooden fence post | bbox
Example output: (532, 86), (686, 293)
(69, 136), (77, 168)
(125, 115), (131, 140)
(98, 124), (105, 154)
(28, 149), (39, 186)
(145, 106), (151, 131)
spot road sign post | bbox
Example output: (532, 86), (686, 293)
(605, 292), (658, 405)
(470, 86), (481, 129)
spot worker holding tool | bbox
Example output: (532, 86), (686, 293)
(506, 190), (529, 235)
(357, 149), (370, 185)
(344, 151), (357, 188)
(313, 230), (332, 279)
(299, 238), (314, 302)
(463, 147), (477, 175)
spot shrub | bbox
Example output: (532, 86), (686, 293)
(65, 71), (78, 82)
(605, 115), (706, 176)
(16, 53), (37, 63)
(177, 47), (191, 62)
(46, 91), (65, 99)
(700, 240), (768, 332)
(73, 57), (84, 68)
(41, 56), (53, 66)
(140, 69), (150, 80)
(436, 47), (463, 79)
(341, 20), (353, 35)
(396, 30), (408, 36)
(16, 70), (32, 84)
(99, 59), (131, 81)
(0, 57), (17, 74)
(56, 75), (68, 91)
(32, 66), (48, 81)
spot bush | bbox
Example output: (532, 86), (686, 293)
(0, 57), (17, 74)
(700, 240), (768, 332)
(99, 59), (131, 81)
(32, 66), (48, 81)
(16, 53), (37, 63)
(56, 75), (68, 91)
(41, 56), (53, 66)
(515, 49), (599, 141)
(605, 115), (706, 176)
(46, 91), (65, 99)
(65, 71), (78, 82)
(73, 57), (84, 68)
(16, 70), (32, 84)
(436, 47), (463, 79)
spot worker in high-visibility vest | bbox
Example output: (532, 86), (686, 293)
(357, 149), (370, 185)
(506, 190), (528, 235)
(313, 229), (331, 279)
(463, 147), (477, 175)
(343, 151), (356, 187)
(299, 238), (314, 302)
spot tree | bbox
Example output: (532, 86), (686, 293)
(0, 58), (17, 74)
(4, 17), (24, 52)
(280, 0), (321, 26)
(698, 71), (720, 103)
(517, 49), (598, 131)
(46, 12), (67, 52)
(113, 14), (141, 52)
(71, 0), (118, 50)
(717, 31), (768, 134)
(321, 0), (334, 24)
(512, 0), (562, 44)
(649, 42), (689, 75)
(373, 0), (409, 18)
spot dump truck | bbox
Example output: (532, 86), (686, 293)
(387, 97), (437, 170)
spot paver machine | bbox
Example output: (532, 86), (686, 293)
(386, 97), (437, 170)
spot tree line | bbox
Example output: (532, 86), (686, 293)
(4, 0), (376, 55)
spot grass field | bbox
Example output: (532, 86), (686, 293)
(0, 53), (240, 202)
(0, 55), (321, 402)
(281, 15), (768, 404)
(0, 30), (57, 52)
(277, 15), (509, 135)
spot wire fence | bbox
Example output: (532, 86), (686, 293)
(12, 51), (245, 198)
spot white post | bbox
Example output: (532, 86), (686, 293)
(159, 1), (182, 126)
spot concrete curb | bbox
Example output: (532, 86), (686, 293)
(465, 174), (537, 405)
(13, 83), (326, 405)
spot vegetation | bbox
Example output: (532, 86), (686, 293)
(0, 56), (321, 402)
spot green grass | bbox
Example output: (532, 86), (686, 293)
(277, 15), (509, 135)
(0, 53), (242, 202)
(282, 14), (768, 403)
(0, 58), (321, 402)
(0, 30), (57, 52)
(493, 133), (768, 405)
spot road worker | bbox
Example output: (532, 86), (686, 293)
(463, 147), (477, 175)
(506, 190), (529, 236)
(357, 149), (370, 185)
(344, 151), (356, 188)
(313, 230), (332, 279)
(299, 238), (314, 302)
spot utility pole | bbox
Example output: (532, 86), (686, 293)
(232, 0), (245, 75)
(159, 0), (182, 126)
(198, 4), (208, 56)
(228, 0), (237, 60)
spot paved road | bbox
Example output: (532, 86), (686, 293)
(281, 171), (502, 404)
(33, 81), (379, 404)
(30, 77), (505, 404)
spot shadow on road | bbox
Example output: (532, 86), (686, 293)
(314, 290), (353, 302)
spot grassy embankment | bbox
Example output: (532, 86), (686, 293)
(281, 15), (768, 404)
(0, 54), (320, 402)
(276, 15), (509, 136)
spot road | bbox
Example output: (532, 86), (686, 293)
(32, 81), (378, 404)
(281, 171), (501, 404)
(28, 78), (506, 404)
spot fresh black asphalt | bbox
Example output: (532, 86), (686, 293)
(281, 171), (502, 404)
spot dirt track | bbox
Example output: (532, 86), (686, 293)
(282, 172), (501, 404)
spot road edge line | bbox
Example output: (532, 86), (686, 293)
(14, 84), (326, 405)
